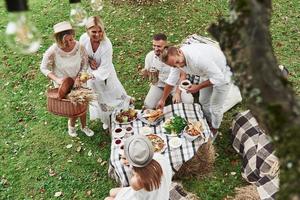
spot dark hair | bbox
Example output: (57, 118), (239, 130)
(133, 159), (163, 191)
(153, 33), (167, 41)
(54, 30), (75, 48)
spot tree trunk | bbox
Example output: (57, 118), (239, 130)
(208, 0), (300, 199)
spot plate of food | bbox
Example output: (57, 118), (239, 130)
(146, 134), (166, 153)
(183, 120), (204, 141)
(138, 109), (164, 125)
(114, 108), (138, 124)
(163, 115), (187, 136)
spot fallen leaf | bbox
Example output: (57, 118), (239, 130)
(97, 157), (103, 163)
(230, 172), (237, 176)
(67, 160), (72, 163)
(100, 161), (107, 166)
(40, 188), (46, 193)
(76, 146), (82, 152)
(86, 190), (92, 196)
(88, 150), (92, 156)
(54, 191), (63, 197)
(66, 144), (73, 149)
(49, 168), (57, 177)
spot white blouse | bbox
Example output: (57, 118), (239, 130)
(40, 41), (88, 87)
(166, 43), (232, 87)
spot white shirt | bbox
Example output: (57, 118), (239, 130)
(145, 51), (172, 87)
(166, 43), (232, 87)
(115, 154), (172, 200)
(40, 41), (88, 87)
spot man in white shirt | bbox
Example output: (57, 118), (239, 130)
(141, 33), (193, 109)
(157, 44), (232, 134)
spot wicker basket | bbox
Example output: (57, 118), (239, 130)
(46, 77), (87, 118)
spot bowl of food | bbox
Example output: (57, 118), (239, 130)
(163, 115), (187, 136)
(169, 137), (182, 149)
(113, 127), (126, 138)
(183, 121), (204, 141)
(115, 108), (138, 124)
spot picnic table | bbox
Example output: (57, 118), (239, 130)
(108, 103), (213, 186)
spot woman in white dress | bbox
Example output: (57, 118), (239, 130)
(40, 21), (94, 137)
(80, 16), (131, 129)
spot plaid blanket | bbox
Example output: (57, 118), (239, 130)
(231, 110), (279, 200)
(109, 103), (212, 186)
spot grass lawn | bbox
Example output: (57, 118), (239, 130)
(0, 0), (299, 199)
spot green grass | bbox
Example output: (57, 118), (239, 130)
(0, 0), (299, 199)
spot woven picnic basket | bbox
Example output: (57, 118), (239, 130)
(47, 77), (87, 117)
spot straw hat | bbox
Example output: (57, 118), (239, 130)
(124, 135), (154, 167)
(53, 21), (73, 34)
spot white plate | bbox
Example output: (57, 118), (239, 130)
(137, 110), (164, 125)
(169, 137), (182, 149)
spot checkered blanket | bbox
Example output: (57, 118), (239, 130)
(109, 103), (213, 187)
(231, 110), (279, 200)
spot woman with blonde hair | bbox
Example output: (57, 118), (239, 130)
(105, 135), (172, 200)
(80, 16), (131, 130)
(40, 21), (94, 137)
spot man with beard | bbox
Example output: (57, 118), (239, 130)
(142, 33), (193, 109)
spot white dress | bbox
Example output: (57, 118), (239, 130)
(115, 154), (172, 200)
(79, 33), (130, 124)
(40, 41), (88, 87)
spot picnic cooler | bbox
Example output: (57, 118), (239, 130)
(46, 77), (87, 117)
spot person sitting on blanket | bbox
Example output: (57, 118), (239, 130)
(141, 33), (193, 109)
(156, 44), (233, 135)
(104, 135), (172, 200)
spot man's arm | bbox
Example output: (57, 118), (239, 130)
(156, 84), (174, 109)
(173, 71), (187, 103)
(187, 79), (213, 94)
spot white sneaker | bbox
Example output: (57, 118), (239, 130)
(81, 127), (94, 137)
(102, 123), (109, 130)
(68, 120), (77, 137)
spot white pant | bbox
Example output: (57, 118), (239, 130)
(144, 85), (194, 109)
(199, 83), (231, 129)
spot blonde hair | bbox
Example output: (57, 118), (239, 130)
(54, 30), (75, 48)
(86, 16), (106, 41)
(133, 159), (163, 192)
(160, 46), (179, 63)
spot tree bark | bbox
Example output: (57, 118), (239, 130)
(208, 0), (300, 199)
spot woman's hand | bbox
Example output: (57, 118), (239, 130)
(89, 58), (98, 70)
(55, 77), (64, 85)
(74, 77), (81, 87)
